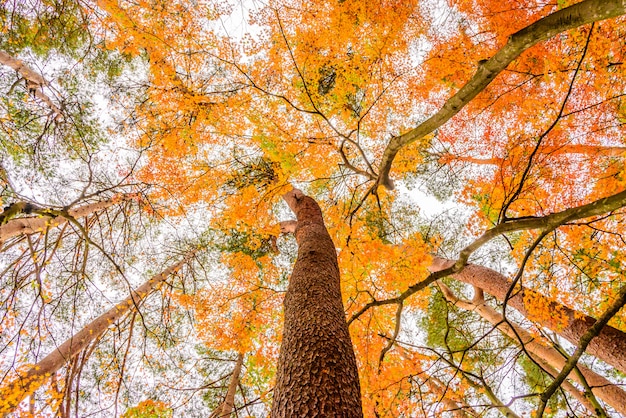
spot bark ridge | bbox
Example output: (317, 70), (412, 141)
(271, 189), (363, 418)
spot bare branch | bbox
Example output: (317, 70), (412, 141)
(429, 256), (626, 374)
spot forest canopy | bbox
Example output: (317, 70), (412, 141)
(1, 0), (626, 416)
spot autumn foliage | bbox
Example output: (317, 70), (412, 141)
(1, 0), (626, 416)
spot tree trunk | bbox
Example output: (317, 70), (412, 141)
(270, 189), (362, 418)
(439, 284), (625, 415)
(0, 195), (131, 242)
(0, 50), (62, 119)
(427, 376), (479, 418)
(0, 250), (196, 415)
(210, 352), (244, 418)
(429, 257), (626, 375)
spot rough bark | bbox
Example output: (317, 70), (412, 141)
(0, 251), (196, 415)
(0, 195), (129, 242)
(439, 284), (625, 415)
(270, 189), (362, 418)
(376, 0), (626, 189)
(429, 257), (626, 375)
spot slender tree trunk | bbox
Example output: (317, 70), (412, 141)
(0, 251), (195, 415)
(427, 376), (479, 418)
(210, 352), (244, 418)
(0, 50), (62, 119)
(0, 195), (131, 242)
(439, 284), (625, 415)
(429, 257), (626, 375)
(270, 189), (362, 418)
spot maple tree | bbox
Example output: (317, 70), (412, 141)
(1, 0), (626, 416)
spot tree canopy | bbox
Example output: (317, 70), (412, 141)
(1, 0), (626, 416)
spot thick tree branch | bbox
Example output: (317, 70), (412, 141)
(210, 352), (245, 418)
(536, 282), (626, 416)
(376, 0), (626, 190)
(0, 50), (62, 120)
(378, 301), (403, 367)
(441, 284), (604, 414)
(439, 283), (626, 415)
(454, 189), (626, 271)
(444, 145), (626, 166)
(348, 189), (626, 325)
(429, 256), (626, 375)
(0, 195), (134, 243)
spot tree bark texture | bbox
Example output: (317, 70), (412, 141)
(429, 257), (626, 375)
(270, 189), (363, 418)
